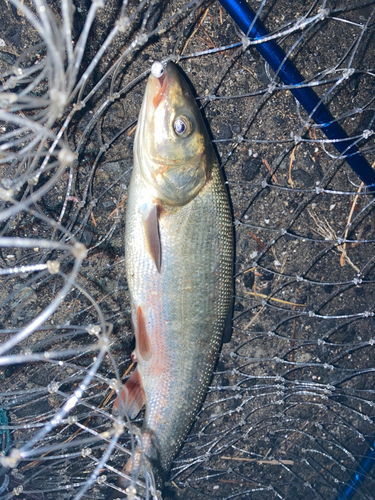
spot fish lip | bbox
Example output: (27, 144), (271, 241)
(148, 62), (180, 109)
(149, 61), (173, 86)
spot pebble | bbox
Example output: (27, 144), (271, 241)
(292, 169), (314, 188)
(243, 272), (254, 288)
(242, 157), (262, 181)
(261, 270), (274, 281)
(231, 123), (241, 134)
(217, 123), (233, 140)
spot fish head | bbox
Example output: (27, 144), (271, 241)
(135, 61), (215, 206)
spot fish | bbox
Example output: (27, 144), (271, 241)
(109, 61), (233, 498)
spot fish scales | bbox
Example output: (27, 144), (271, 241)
(111, 61), (233, 496)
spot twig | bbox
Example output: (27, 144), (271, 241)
(109, 194), (127, 218)
(288, 146), (296, 187)
(181, 6), (210, 54)
(243, 290), (306, 307)
(244, 267), (256, 274)
(262, 158), (277, 183)
(127, 124), (137, 136)
(308, 209), (360, 273)
(244, 257), (287, 330)
(340, 182), (364, 267)
(90, 211), (97, 228)
(290, 305), (297, 370)
(247, 231), (266, 249)
(221, 456), (294, 465)
(196, 34), (214, 48)
(200, 26), (216, 48)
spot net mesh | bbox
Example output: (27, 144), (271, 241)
(0, 0), (375, 498)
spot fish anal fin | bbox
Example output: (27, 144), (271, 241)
(136, 306), (152, 361)
(141, 203), (161, 272)
(112, 368), (146, 419)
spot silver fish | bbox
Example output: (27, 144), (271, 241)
(111, 61), (233, 497)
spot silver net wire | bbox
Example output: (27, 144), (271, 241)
(0, 0), (375, 498)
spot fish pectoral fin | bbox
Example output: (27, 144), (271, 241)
(141, 203), (161, 272)
(112, 368), (146, 419)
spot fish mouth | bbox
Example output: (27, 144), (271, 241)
(148, 61), (180, 109)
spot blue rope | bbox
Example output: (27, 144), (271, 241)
(218, 0), (375, 193)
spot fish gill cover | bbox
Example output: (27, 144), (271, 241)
(0, 0), (374, 499)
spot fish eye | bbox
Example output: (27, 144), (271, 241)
(173, 115), (193, 138)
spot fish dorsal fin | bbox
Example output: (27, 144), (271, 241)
(141, 203), (161, 272)
(136, 306), (152, 361)
(112, 368), (146, 419)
